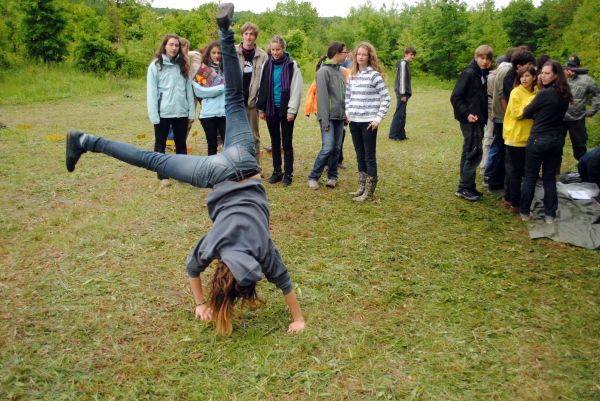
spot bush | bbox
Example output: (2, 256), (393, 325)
(75, 35), (124, 74)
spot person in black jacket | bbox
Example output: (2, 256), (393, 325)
(257, 35), (303, 186)
(450, 45), (493, 201)
(388, 47), (416, 141)
(519, 61), (573, 223)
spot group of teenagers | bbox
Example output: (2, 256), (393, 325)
(65, 3), (598, 336)
(144, 13), (416, 202)
(451, 44), (599, 223)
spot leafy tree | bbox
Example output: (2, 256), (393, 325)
(420, 0), (469, 79)
(537, 0), (583, 54)
(22, 0), (68, 63)
(466, 0), (510, 61)
(285, 29), (307, 59)
(561, 0), (600, 80)
(502, 0), (547, 52)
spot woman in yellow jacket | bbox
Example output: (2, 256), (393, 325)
(502, 65), (537, 212)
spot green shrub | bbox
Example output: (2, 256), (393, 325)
(75, 35), (124, 74)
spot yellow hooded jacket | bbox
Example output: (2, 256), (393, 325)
(503, 85), (537, 147)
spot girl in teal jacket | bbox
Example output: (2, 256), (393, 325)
(192, 41), (226, 156)
(147, 34), (196, 186)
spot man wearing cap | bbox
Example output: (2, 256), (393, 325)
(563, 54), (600, 160)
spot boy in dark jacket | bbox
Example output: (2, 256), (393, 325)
(389, 47), (416, 141)
(450, 45), (493, 201)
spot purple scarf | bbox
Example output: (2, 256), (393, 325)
(265, 54), (291, 117)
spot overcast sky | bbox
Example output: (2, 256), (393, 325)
(151, 0), (519, 18)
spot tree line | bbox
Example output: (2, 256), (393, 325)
(1, 0), (598, 81)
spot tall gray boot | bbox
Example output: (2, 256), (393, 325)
(349, 171), (367, 196)
(352, 176), (377, 202)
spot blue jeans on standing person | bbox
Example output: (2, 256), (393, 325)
(484, 122), (505, 187)
(457, 122), (484, 192)
(308, 119), (345, 181)
(519, 134), (564, 218)
(388, 99), (407, 140)
(80, 24), (258, 188)
(349, 122), (378, 177)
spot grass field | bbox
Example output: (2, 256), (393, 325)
(1, 71), (599, 401)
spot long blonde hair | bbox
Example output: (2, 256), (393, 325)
(209, 260), (262, 336)
(350, 42), (385, 80)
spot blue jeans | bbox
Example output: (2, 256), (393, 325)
(484, 122), (505, 186)
(308, 119), (345, 180)
(388, 98), (407, 139)
(349, 122), (378, 177)
(457, 122), (484, 191)
(83, 26), (258, 188)
(519, 134), (564, 217)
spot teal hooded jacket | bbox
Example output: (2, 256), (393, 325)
(147, 55), (195, 125)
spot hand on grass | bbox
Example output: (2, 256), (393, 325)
(195, 304), (213, 321)
(287, 319), (305, 334)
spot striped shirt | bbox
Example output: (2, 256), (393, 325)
(345, 66), (391, 123)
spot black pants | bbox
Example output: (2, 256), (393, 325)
(266, 109), (295, 175)
(200, 116), (226, 156)
(349, 122), (378, 177)
(563, 118), (587, 160)
(457, 122), (484, 191)
(504, 145), (526, 207)
(520, 134), (564, 217)
(388, 98), (407, 139)
(154, 116), (188, 179)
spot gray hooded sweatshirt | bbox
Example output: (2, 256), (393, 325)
(185, 179), (292, 294)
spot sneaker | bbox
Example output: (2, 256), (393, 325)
(482, 176), (490, 187)
(472, 188), (483, 197)
(520, 213), (532, 221)
(455, 189), (481, 201)
(308, 179), (319, 190)
(216, 3), (234, 30)
(160, 179), (172, 187)
(282, 174), (292, 187)
(268, 171), (283, 184)
(544, 215), (556, 224)
(326, 179), (337, 188)
(66, 129), (87, 172)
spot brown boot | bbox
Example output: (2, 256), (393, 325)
(349, 171), (367, 196)
(352, 176), (377, 202)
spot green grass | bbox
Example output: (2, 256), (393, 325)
(0, 64), (143, 106)
(0, 71), (598, 401)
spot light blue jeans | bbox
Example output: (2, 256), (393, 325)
(83, 26), (258, 188)
(308, 119), (345, 180)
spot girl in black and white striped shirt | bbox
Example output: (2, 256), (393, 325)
(345, 42), (391, 201)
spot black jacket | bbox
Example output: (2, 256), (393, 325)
(450, 59), (489, 123)
(523, 84), (569, 136)
(394, 59), (412, 98)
